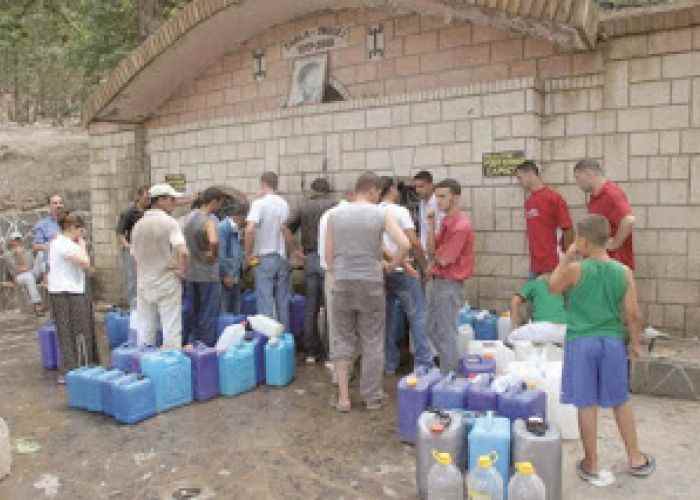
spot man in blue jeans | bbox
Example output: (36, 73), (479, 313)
(245, 172), (291, 330)
(218, 201), (246, 315)
(378, 177), (433, 375)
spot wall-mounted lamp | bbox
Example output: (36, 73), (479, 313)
(253, 49), (266, 81)
(367, 25), (384, 60)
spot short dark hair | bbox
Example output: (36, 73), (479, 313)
(516, 160), (539, 176)
(58, 210), (84, 230)
(413, 170), (433, 183)
(190, 197), (202, 210)
(574, 159), (603, 174)
(261, 171), (279, 190)
(310, 178), (330, 194)
(355, 171), (381, 194)
(435, 178), (461, 195)
(199, 187), (227, 205)
(576, 214), (610, 248)
(379, 176), (395, 199)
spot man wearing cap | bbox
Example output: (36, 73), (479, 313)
(32, 194), (63, 279)
(4, 232), (44, 315)
(130, 184), (189, 349)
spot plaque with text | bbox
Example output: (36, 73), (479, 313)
(165, 174), (186, 193)
(482, 151), (525, 177)
(282, 26), (350, 59)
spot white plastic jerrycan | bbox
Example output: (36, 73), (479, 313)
(248, 314), (284, 338)
(427, 451), (463, 500)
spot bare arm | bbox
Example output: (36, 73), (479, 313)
(549, 244), (581, 295)
(510, 294), (525, 328)
(205, 219), (219, 261)
(623, 267), (643, 358)
(65, 240), (91, 270)
(385, 211), (409, 264)
(174, 243), (188, 278)
(562, 228), (574, 252)
(244, 221), (256, 262)
(405, 228), (428, 273)
(118, 235), (130, 249)
(609, 215), (635, 251)
(427, 213), (437, 260)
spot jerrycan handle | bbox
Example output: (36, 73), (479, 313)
(465, 354), (482, 364)
(427, 409), (452, 432)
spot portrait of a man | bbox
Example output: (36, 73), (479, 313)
(287, 53), (328, 107)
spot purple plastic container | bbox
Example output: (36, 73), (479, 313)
(497, 387), (547, 422)
(185, 342), (220, 401)
(458, 354), (496, 378)
(466, 375), (499, 413)
(37, 321), (60, 370)
(288, 294), (305, 339)
(244, 331), (269, 385)
(397, 368), (443, 443)
(431, 373), (470, 411)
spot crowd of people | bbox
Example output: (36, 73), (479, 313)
(5, 155), (653, 481)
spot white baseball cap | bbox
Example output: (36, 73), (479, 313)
(149, 184), (183, 198)
(8, 231), (22, 240)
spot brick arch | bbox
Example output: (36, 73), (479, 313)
(83, 0), (598, 125)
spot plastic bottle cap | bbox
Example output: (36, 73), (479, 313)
(434, 451), (452, 465)
(483, 353), (495, 360)
(430, 422), (445, 433)
(516, 462), (535, 475)
(406, 376), (418, 387)
(478, 455), (492, 468)
(500, 312), (510, 317)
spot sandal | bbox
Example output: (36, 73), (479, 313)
(328, 394), (351, 413)
(629, 454), (656, 477)
(576, 460), (615, 487)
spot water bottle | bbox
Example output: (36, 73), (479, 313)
(467, 454), (503, 500)
(426, 451), (463, 500)
(508, 462), (546, 500)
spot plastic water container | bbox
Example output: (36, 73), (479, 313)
(111, 376), (157, 424)
(426, 451), (463, 500)
(219, 342), (256, 396)
(101, 372), (132, 417)
(216, 323), (246, 353)
(474, 312), (498, 341)
(508, 461), (546, 500)
(397, 368), (443, 443)
(542, 362), (579, 440)
(0, 417), (10, 480)
(512, 420), (561, 500)
(244, 331), (269, 385)
(265, 333), (295, 387)
(185, 342), (220, 401)
(111, 343), (140, 372)
(497, 386), (547, 422)
(469, 412), (511, 491)
(289, 294), (305, 339)
(416, 410), (470, 498)
(37, 320), (60, 370)
(95, 369), (124, 411)
(66, 366), (106, 411)
(467, 454), (504, 500)
(456, 324), (474, 358)
(241, 289), (257, 316)
(140, 350), (193, 413)
(248, 315), (284, 339)
(131, 345), (159, 374)
(498, 313), (512, 342)
(469, 341), (515, 375)
(459, 354), (496, 378)
(105, 308), (130, 349)
(217, 314), (246, 339)
(431, 373), (470, 410)
(457, 306), (475, 327)
(466, 374), (499, 413)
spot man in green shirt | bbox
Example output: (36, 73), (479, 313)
(509, 274), (567, 344)
(550, 214), (654, 485)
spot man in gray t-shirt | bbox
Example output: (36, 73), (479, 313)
(182, 187), (225, 347)
(325, 172), (409, 412)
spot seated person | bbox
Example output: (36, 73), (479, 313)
(4, 232), (45, 315)
(509, 273), (566, 344)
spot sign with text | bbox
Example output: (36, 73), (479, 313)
(282, 26), (351, 59)
(482, 151), (526, 177)
(165, 174), (187, 193)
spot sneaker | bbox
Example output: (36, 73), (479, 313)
(305, 356), (317, 365)
(56, 375), (65, 385)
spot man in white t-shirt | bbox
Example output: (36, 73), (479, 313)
(130, 184), (189, 349)
(413, 170), (444, 254)
(245, 172), (292, 329)
(379, 177), (434, 375)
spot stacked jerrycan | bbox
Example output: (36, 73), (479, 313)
(397, 367), (442, 443)
(466, 374), (499, 413)
(288, 294), (306, 340)
(426, 451), (463, 500)
(37, 320), (60, 370)
(66, 366), (107, 412)
(512, 419), (561, 500)
(469, 340), (515, 375)
(508, 462), (546, 500)
(243, 330), (269, 385)
(105, 308), (130, 349)
(416, 410), (471, 499)
(468, 454), (504, 500)
(140, 350), (193, 413)
(497, 382), (547, 422)
(265, 333), (295, 387)
(474, 311), (499, 341)
(241, 289), (257, 316)
(457, 304), (475, 328)
(216, 314), (246, 339)
(185, 342), (220, 401)
(94, 369), (124, 409)
(497, 312), (512, 342)
(102, 372), (133, 417)
(111, 375), (157, 424)
(459, 354), (496, 378)
(110, 343), (141, 372)
(469, 412), (511, 495)
(219, 341), (256, 396)
(542, 362), (579, 440)
(431, 372), (470, 410)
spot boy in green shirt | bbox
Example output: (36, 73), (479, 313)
(550, 214), (654, 485)
(509, 274), (567, 344)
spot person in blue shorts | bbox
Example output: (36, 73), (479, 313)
(550, 214), (655, 485)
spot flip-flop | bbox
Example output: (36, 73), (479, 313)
(576, 460), (615, 487)
(629, 454), (656, 477)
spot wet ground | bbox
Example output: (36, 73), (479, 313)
(0, 309), (698, 500)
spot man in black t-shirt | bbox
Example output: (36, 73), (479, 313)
(116, 185), (149, 308)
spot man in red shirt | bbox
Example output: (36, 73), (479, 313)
(426, 178), (475, 373)
(574, 159), (635, 269)
(516, 161), (574, 277)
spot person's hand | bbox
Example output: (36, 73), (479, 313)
(293, 249), (305, 263)
(562, 242), (579, 264)
(223, 276), (235, 288)
(628, 341), (642, 360)
(607, 237), (619, 251)
(426, 209), (436, 226)
(405, 263), (419, 279)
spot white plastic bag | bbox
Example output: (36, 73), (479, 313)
(0, 417), (11, 480)
(247, 315), (284, 338)
(508, 322), (566, 344)
(543, 362), (579, 440)
(215, 323), (246, 353)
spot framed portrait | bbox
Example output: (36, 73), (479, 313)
(286, 53), (328, 107)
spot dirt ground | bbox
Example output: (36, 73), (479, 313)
(0, 309), (698, 500)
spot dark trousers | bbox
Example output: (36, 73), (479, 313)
(303, 252), (325, 359)
(182, 281), (222, 347)
(50, 292), (95, 374)
(221, 283), (241, 315)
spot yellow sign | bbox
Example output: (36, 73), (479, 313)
(482, 151), (525, 177)
(165, 174), (186, 193)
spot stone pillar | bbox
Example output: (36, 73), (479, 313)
(88, 122), (147, 305)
